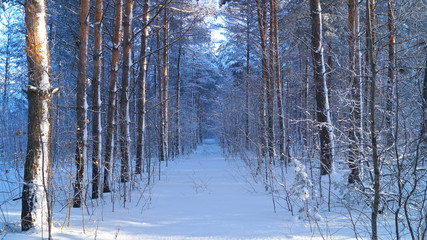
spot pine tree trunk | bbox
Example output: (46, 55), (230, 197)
(285, 68), (291, 166)
(267, 0), (275, 163)
(120, 0), (133, 183)
(245, 18), (250, 148)
(272, 0), (284, 163)
(256, 0), (268, 160)
(309, 0), (333, 175)
(74, 0), (90, 208)
(92, 0), (103, 199)
(366, 0), (380, 238)
(157, 15), (165, 162)
(175, 44), (182, 155)
(162, 8), (169, 161)
(385, 0), (395, 148)
(136, 0), (149, 174)
(304, 56), (309, 148)
(22, 0), (52, 232)
(423, 53), (427, 142)
(104, 0), (123, 193)
(347, 0), (361, 183)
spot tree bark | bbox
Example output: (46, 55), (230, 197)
(347, 0), (361, 183)
(157, 15), (165, 162)
(120, 0), (134, 183)
(272, 0), (285, 163)
(267, 0), (275, 163)
(245, 14), (250, 148)
(385, 0), (395, 148)
(104, 0), (123, 193)
(73, 0), (90, 208)
(175, 44), (182, 156)
(162, 8), (169, 162)
(91, 0), (103, 199)
(255, 0), (268, 161)
(136, 0), (150, 174)
(309, 0), (333, 175)
(22, 0), (52, 232)
(366, 0), (380, 238)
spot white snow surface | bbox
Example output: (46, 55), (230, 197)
(3, 140), (361, 239)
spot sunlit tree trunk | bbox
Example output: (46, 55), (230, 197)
(104, 0), (123, 193)
(22, 0), (52, 232)
(309, 0), (333, 175)
(73, 0), (90, 208)
(120, 0), (134, 183)
(136, 0), (149, 174)
(91, 0), (103, 199)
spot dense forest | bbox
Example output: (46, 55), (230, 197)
(0, 0), (426, 239)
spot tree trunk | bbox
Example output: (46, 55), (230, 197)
(22, 0), (52, 232)
(304, 56), (309, 148)
(266, 0), (275, 163)
(256, 0), (268, 161)
(245, 11), (250, 148)
(272, 0), (284, 163)
(175, 44), (182, 156)
(104, 0), (123, 193)
(136, 0), (150, 174)
(162, 8), (169, 162)
(3, 32), (10, 111)
(73, 0), (90, 208)
(157, 15), (165, 162)
(385, 0), (395, 148)
(285, 68), (291, 166)
(366, 0), (380, 238)
(92, 0), (103, 199)
(347, 0), (361, 183)
(309, 0), (333, 175)
(120, 0), (133, 183)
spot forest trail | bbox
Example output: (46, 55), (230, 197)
(113, 139), (288, 239)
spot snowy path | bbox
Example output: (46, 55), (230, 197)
(111, 141), (288, 239)
(132, 142), (288, 239)
(7, 141), (359, 239)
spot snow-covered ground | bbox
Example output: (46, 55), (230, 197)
(2, 140), (364, 239)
